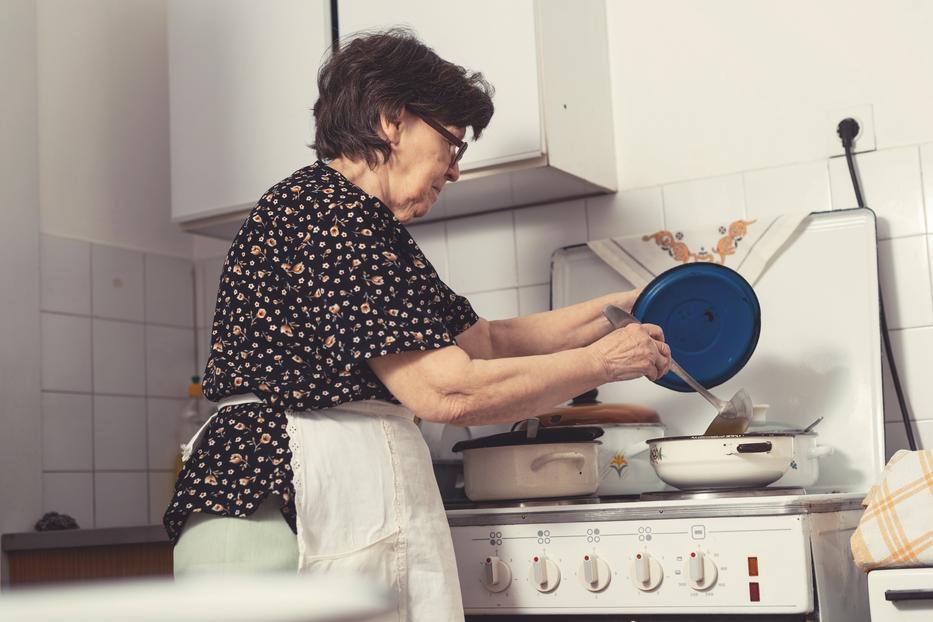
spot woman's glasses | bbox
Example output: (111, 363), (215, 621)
(413, 112), (468, 167)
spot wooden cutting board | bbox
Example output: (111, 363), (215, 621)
(537, 403), (661, 427)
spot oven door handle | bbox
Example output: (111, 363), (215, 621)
(885, 588), (933, 602)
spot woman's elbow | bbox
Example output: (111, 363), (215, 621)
(411, 391), (473, 426)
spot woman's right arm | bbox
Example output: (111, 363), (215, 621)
(367, 323), (670, 427)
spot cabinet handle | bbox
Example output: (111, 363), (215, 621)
(885, 589), (933, 602)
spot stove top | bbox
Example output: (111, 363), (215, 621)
(442, 487), (808, 511)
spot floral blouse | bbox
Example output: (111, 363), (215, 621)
(163, 161), (478, 543)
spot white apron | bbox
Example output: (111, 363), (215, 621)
(182, 396), (464, 622)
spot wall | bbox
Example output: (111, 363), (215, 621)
(0, 0), (43, 548)
(191, 1), (933, 459)
(39, 235), (196, 528)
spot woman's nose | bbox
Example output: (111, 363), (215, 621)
(446, 161), (461, 183)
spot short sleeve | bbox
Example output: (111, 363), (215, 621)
(295, 221), (463, 368)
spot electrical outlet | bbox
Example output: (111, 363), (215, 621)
(826, 104), (876, 158)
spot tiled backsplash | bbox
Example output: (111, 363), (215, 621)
(40, 235), (196, 528)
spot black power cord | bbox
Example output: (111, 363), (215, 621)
(837, 118), (918, 451)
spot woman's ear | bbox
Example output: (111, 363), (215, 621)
(379, 109), (404, 146)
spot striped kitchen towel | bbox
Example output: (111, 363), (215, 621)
(851, 449), (933, 571)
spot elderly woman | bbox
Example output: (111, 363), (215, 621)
(165, 30), (670, 621)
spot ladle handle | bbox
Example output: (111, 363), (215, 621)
(602, 305), (725, 411)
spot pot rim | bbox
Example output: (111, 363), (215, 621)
(646, 432), (811, 443)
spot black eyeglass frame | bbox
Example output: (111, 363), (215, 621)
(410, 111), (468, 166)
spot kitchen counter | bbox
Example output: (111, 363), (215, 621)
(2, 525), (168, 552)
(2, 526), (171, 588)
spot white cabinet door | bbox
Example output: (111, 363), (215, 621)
(168, 0), (330, 223)
(337, 0), (542, 171)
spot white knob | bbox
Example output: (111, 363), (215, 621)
(579, 554), (611, 592)
(630, 552), (663, 591)
(481, 556), (512, 593)
(530, 555), (561, 592)
(686, 551), (718, 591)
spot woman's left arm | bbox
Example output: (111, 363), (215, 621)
(457, 289), (642, 359)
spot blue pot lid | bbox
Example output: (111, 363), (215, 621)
(631, 263), (761, 392)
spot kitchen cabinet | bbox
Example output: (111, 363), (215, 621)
(169, 0), (616, 238)
(167, 0), (331, 239)
(339, 0), (617, 223)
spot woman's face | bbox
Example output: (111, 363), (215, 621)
(385, 109), (464, 223)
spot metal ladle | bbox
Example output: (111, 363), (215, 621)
(602, 304), (754, 436)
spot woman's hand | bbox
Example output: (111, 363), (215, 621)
(588, 323), (671, 382)
(616, 286), (645, 313)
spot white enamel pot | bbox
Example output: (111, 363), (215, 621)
(768, 432), (833, 487)
(452, 427), (604, 501)
(646, 433), (796, 490)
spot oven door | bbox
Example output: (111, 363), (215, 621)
(869, 568), (933, 622)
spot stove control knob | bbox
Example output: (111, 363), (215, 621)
(531, 555), (561, 592)
(481, 555), (512, 593)
(686, 551), (718, 591)
(578, 553), (611, 592)
(630, 552), (663, 591)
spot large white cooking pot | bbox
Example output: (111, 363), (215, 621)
(646, 433), (796, 490)
(452, 427), (604, 501)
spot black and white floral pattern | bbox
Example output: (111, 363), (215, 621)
(163, 161), (477, 543)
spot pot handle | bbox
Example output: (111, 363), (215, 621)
(808, 444), (834, 458)
(736, 441), (773, 454)
(530, 451), (586, 472)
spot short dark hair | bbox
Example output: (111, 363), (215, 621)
(312, 29), (495, 168)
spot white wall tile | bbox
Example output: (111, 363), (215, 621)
(148, 471), (177, 525)
(447, 211), (517, 293)
(92, 244), (145, 321)
(406, 221), (448, 281)
(877, 237), (933, 329)
(196, 327), (212, 378)
(881, 328), (933, 424)
(662, 174), (746, 230)
(444, 173), (512, 218)
(94, 472), (148, 528)
(518, 284), (550, 316)
(922, 142), (933, 234)
(93, 319), (146, 395)
(148, 398), (184, 471)
(93, 395), (147, 470)
(43, 472), (94, 529)
(42, 393), (93, 471)
(145, 254), (195, 327)
(829, 146), (924, 239)
(198, 256), (226, 329)
(146, 325), (196, 398)
(586, 187), (665, 240)
(40, 235), (91, 315)
(744, 161), (832, 221)
(884, 419), (933, 459)
(514, 200), (587, 286)
(41, 313), (92, 392)
(466, 289), (519, 322)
